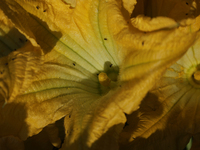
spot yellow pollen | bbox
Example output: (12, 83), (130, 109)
(98, 72), (111, 87)
(194, 70), (200, 81)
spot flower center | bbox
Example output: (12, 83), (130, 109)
(187, 65), (200, 88)
(193, 70), (200, 84)
(98, 72), (118, 95)
(98, 72), (111, 87)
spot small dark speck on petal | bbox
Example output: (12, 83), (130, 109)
(1, 72), (3, 74)
(110, 64), (113, 67)
(5, 63), (8, 65)
(186, 13), (188, 15)
(97, 74), (99, 76)
(186, 2), (189, 5)
(19, 38), (23, 43)
(12, 58), (15, 60)
(69, 115), (71, 118)
(73, 63), (76, 66)
(142, 41), (144, 45)
(104, 38), (107, 40)
(25, 39), (28, 42)
(36, 6), (39, 9)
(14, 49), (16, 51)
(43, 10), (46, 12)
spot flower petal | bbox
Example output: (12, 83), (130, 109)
(131, 15), (179, 32)
(60, 95), (126, 150)
(24, 124), (61, 150)
(0, 42), (44, 139)
(0, 0), (121, 69)
(0, 9), (27, 57)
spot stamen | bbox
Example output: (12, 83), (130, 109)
(194, 70), (200, 81)
(98, 72), (111, 87)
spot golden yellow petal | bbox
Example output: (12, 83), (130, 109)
(131, 15), (178, 31)
(61, 94), (126, 150)
(0, 42), (44, 140)
(0, 9), (27, 57)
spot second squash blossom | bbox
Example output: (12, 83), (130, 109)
(166, 38), (200, 90)
(187, 61), (200, 88)
(119, 36), (200, 150)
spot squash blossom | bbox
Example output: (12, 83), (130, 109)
(119, 15), (200, 150)
(120, 35), (200, 150)
(0, 0), (199, 149)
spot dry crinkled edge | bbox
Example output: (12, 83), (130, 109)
(130, 15), (197, 32)
(62, 0), (76, 8)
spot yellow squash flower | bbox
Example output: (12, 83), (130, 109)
(119, 17), (200, 150)
(0, 0), (199, 149)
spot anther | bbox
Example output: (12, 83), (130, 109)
(98, 72), (111, 87)
(194, 70), (200, 81)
